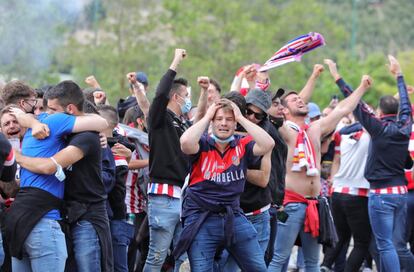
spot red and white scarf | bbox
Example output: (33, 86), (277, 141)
(287, 121), (319, 176)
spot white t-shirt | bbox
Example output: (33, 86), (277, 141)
(333, 130), (370, 189)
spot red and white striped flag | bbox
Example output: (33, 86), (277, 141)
(259, 32), (325, 72)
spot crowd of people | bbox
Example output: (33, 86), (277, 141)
(0, 48), (412, 272)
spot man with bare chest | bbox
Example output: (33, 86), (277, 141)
(268, 74), (372, 272)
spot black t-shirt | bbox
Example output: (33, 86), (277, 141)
(64, 132), (106, 203)
(0, 133), (16, 182)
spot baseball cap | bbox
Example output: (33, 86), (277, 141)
(245, 89), (272, 113)
(272, 88), (285, 101)
(135, 72), (148, 86)
(308, 102), (321, 119)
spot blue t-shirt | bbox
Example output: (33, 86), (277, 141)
(20, 112), (76, 219)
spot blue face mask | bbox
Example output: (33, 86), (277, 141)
(210, 134), (235, 144)
(178, 96), (192, 114)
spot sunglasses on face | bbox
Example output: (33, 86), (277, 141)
(246, 108), (265, 120)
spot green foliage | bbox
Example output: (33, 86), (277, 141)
(1, 0), (414, 108)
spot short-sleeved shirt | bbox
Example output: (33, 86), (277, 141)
(186, 134), (256, 208)
(332, 130), (370, 189)
(20, 112), (76, 219)
(64, 131), (106, 204)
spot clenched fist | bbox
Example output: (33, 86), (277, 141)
(197, 76), (210, 90)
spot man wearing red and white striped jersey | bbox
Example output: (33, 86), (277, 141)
(321, 122), (372, 271)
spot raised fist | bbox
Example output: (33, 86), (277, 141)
(388, 55), (402, 77)
(174, 48), (187, 62)
(85, 75), (99, 88)
(126, 72), (137, 84)
(312, 64), (324, 77)
(407, 85), (414, 95)
(245, 64), (258, 82)
(360, 75), (373, 90)
(93, 91), (106, 105)
(197, 76), (210, 90)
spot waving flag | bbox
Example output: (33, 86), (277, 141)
(259, 32), (325, 72)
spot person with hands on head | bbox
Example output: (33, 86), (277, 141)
(325, 56), (414, 272)
(222, 88), (281, 271)
(268, 70), (372, 271)
(175, 98), (274, 271)
(144, 48), (189, 272)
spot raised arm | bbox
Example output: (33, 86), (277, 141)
(319, 75), (372, 136)
(231, 102), (275, 156)
(325, 59), (383, 136)
(299, 64), (324, 103)
(127, 72), (150, 119)
(388, 55), (412, 129)
(180, 103), (221, 155)
(192, 76), (209, 123)
(230, 66), (246, 92)
(85, 75), (110, 105)
(148, 49), (186, 129)
(85, 75), (102, 89)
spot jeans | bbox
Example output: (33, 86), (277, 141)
(265, 207), (278, 265)
(143, 195), (185, 272)
(72, 220), (101, 272)
(111, 219), (135, 272)
(0, 231), (4, 267)
(368, 193), (414, 272)
(12, 218), (67, 272)
(187, 213), (267, 271)
(406, 190), (414, 254)
(268, 202), (320, 272)
(222, 210), (270, 271)
(322, 193), (371, 272)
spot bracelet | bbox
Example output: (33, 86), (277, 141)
(50, 157), (63, 171)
